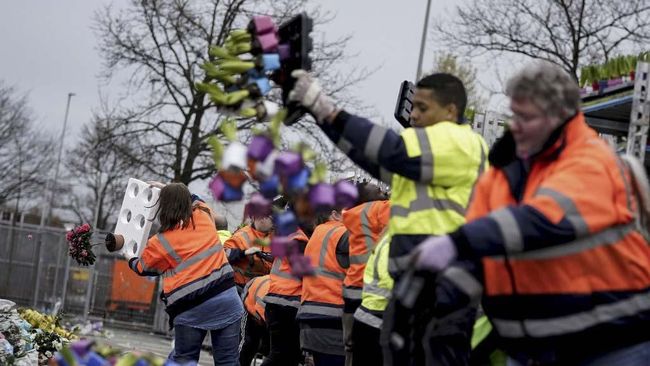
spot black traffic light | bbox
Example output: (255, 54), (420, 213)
(275, 13), (314, 125)
(394, 81), (415, 128)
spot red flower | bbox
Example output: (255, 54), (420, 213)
(65, 223), (96, 266)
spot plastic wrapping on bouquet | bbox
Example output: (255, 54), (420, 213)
(246, 192), (272, 218)
(253, 150), (278, 180)
(249, 15), (276, 35)
(270, 236), (291, 257)
(275, 151), (303, 178)
(209, 174), (244, 202)
(283, 168), (310, 194)
(334, 180), (359, 209)
(259, 175), (280, 199)
(309, 183), (336, 212)
(248, 135), (275, 162)
(248, 77), (272, 97)
(260, 53), (281, 72)
(277, 44), (290, 60)
(70, 339), (94, 358)
(255, 100), (280, 121)
(289, 252), (314, 277)
(222, 142), (248, 171)
(255, 32), (279, 53)
(274, 210), (299, 236)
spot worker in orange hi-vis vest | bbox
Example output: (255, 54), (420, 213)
(224, 213), (274, 291)
(240, 275), (271, 366)
(127, 183), (242, 365)
(340, 182), (390, 366)
(262, 228), (310, 366)
(413, 62), (650, 365)
(297, 208), (350, 366)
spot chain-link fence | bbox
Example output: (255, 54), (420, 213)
(0, 222), (167, 331)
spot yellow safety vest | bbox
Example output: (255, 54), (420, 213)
(353, 233), (393, 328)
(389, 122), (488, 236)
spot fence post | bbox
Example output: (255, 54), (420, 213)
(32, 231), (45, 308)
(52, 237), (64, 304)
(60, 254), (72, 310)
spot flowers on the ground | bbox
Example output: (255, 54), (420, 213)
(65, 223), (97, 266)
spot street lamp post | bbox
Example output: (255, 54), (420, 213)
(34, 92), (75, 308)
(416, 0), (433, 82)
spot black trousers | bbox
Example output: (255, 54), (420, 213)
(351, 319), (383, 366)
(240, 313), (269, 366)
(382, 269), (477, 366)
(261, 303), (302, 366)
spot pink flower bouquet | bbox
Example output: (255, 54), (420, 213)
(65, 223), (97, 266)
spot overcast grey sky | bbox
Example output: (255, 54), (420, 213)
(0, 0), (463, 144)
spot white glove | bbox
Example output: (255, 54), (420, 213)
(289, 70), (337, 124)
(413, 235), (457, 272)
(245, 247), (262, 256)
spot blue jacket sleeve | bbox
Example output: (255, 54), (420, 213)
(320, 110), (422, 182)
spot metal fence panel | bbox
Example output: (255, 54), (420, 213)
(0, 222), (159, 329)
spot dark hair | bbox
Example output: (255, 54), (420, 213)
(155, 183), (194, 232)
(214, 213), (228, 231)
(416, 73), (467, 122)
(356, 181), (388, 204)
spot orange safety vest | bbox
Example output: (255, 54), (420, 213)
(224, 225), (273, 286)
(341, 200), (390, 307)
(464, 113), (650, 355)
(265, 229), (310, 309)
(129, 202), (234, 325)
(298, 220), (348, 320)
(242, 275), (271, 323)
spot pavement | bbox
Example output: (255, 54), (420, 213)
(86, 326), (214, 366)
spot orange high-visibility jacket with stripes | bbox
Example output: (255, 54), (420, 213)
(341, 200), (389, 313)
(265, 229), (310, 309)
(128, 202), (234, 327)
(242, 275), (271, 323)
(223, 225), (273, 286)
(448, 113), (650, 357)
(298, 220), (348, 320)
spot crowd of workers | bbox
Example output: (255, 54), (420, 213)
(125, 61), (650, 366)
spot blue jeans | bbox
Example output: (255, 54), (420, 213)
(171, 318), (242, 366)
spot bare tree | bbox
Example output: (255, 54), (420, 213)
(434, 0), (650, 80)
(61, 116), (145, 230)
(0, 82), (55, 212)
(430, 52), (487, 110)
(94, 0), (367, 185)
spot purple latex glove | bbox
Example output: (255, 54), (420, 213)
(413, 235), (457, 272)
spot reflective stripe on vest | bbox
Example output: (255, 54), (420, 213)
(360, 234), (393, 312)
(354, 306), (383, 329)
(156, 231), (225, 278)
(297, 302), (343, 318)
(270, 257), (299, 280)
(264, 294), (300, 308)
(389, 129), (468, 218)
(166, 264), (233, 305)
(315, 227), (345, 280)
(440, 266), (483, 302)
(300, 223), (346, 318)
(388, 127), (487, 273)
(158, 233), (183, 264)
(365, 124), (389, 164)
(492, 290), (650, 338)
(342, 286), (362, 300)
